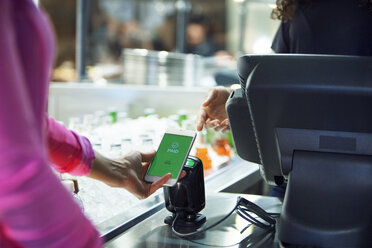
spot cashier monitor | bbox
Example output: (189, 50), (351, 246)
(226, 54), (372, 247)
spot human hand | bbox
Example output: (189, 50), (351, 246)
(115, 151), (173, 199)
(196, 86), (232, 132)
(88, 151), (172, 199)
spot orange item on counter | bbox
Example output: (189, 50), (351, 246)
(212, 138), (232, 158)
(196, 147), (212, 171)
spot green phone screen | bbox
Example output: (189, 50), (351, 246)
(147, 133), (194, 178)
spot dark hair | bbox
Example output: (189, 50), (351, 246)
(270, 0), (297, 22)
(271, 0), (372, 22)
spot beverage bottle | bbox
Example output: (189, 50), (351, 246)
(196, 147), (212, 171)
(62, 180), (84, 212)
(108, 107), (118, 123)
(213, 137), (232, 158)
(177, 110), (188, 127)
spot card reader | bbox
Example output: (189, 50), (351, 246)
(163, 155), (206, 229)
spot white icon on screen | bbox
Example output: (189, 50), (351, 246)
(168, 142), (180, 153)
(172, 142), (179, 148)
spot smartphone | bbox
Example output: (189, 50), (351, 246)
(145, 129), (197, 186)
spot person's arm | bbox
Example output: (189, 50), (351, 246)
(46, 116), (172, 199)
(0, 1), (102, 247)
(46, 116), (95, 176)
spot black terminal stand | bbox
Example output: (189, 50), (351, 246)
(163, 155), (206, 230)
(279, 151), (372, 247)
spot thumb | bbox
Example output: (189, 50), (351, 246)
(148, 173), (172, 196)
(141, 150), (156, 162)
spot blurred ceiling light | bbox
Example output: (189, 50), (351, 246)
(268, 3), (277, 8)
(252, 37), (272, 54)
(158, 51), (169, 58)
(231, 84), (241, 90)
(33, 0), (39, 5)
(233, 0), (245, 3)
(158, 51), (169, 63)
(133, 49), (149, 56)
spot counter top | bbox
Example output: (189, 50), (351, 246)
(104, 193), (282, 247)
(96, 157), (261, 240)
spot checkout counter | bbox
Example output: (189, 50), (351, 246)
(48, 82), (268, 247)
(103, 193), (282, 247)
(92, 150), (276, 247)
(94, 157), (263, 241)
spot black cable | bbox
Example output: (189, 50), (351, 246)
(171, 196), (279, 246)
(171, 199), (238, 237)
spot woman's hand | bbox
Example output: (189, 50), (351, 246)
(87, 150), (172, 199)
(196, 86), (232, 132)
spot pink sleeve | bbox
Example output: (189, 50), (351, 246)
(0, 1), (102, 247)
(46, 115), (95, 176)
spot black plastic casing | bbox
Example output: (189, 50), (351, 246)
(163, 155), (205, 214)
(226, 54), (372, 247)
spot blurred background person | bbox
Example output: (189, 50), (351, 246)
(152, 13), (177, 51)
(185, 15), (225, 57)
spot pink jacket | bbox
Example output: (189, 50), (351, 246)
(0, 0), (102, 247)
